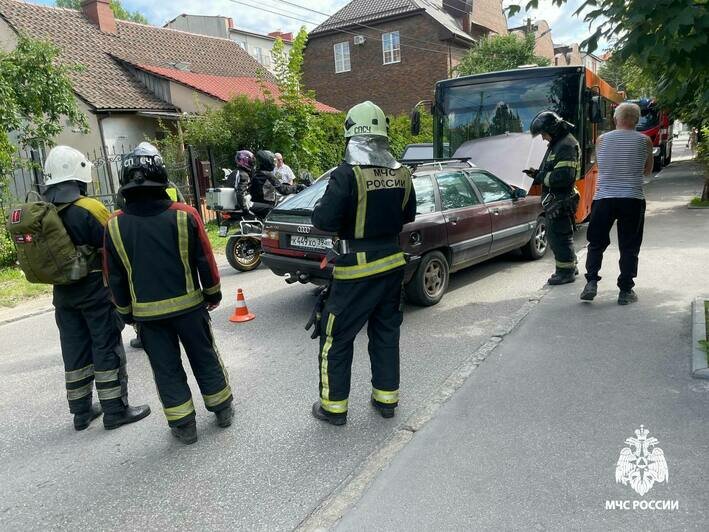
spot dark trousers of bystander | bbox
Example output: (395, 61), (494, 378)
(585, 198), (646, 291)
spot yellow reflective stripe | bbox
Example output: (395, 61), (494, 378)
(554, 161), (578, 169)
(402, 173), (412, 210)
(116, 303), (132, 315)
(356, 252), (366, 265)
(372, 388), (399, 404)
(556, 260), (577, 268)
(94, 369), (119, 383)
(107, 217), (137, 304)
(132, 290), (204, 318)
(166, 188), (178, 201)
(203, 283), (221, 296)
(65, 364), (94, 383)
(320, 314), (336, 402)
(164, 399), (195, 421)
(547, 154), (556, 161)
(333, 252), (406, 281)
(74, 197), (110, 226)
(176, 210), (195, 294)
(97, 386), (123, 400)
(321, 398), (348, 414)
(203, 386), (232, 408)
(353, 166), (367, 239)
(67, 382), (93, 400)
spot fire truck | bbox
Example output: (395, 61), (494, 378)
(628, 98), (673, 171)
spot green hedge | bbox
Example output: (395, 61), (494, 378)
(0, 225), (16, 269)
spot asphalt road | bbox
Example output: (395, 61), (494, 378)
(0, 205), (591, 530)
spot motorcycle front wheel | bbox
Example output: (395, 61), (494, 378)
(226, 236), (262, 272)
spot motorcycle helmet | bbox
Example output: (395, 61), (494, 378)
(255, 150), (276, 172)
(530, 110), (574, 137)
(120, 142), (168, 191)
(235, 150), (255, 172)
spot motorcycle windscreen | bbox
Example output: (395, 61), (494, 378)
(453, 132), (547, 191)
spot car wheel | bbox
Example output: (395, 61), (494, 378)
(226, 236), (262, 272)
(521, 216), (548, 260)
(405, 251), (449, 307)
(664, 146), (672, 166)
(653, 154), (662, 172)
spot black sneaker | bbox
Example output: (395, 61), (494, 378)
(129, 337), (143, 349)
(73, 403), (103, 431)
(618, 290), (638, 305)
(215, 406), (234, 428)
(171, 420), (198, 445)
(103, 405), (151, 430)
(548, 271), (576, 285)
(311, 401), (346, 426)
(580, 280), (598, 301)
(371, 398), (396, 419)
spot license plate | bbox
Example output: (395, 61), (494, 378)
(219, 226), (229, 237)
(289, 235), (332, 251)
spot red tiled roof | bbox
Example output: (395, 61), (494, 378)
(136, 64), (339, 113)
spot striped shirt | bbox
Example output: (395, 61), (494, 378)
(595, 129), (651, 200)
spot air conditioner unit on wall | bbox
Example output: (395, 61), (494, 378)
(353, 35), (366, 45)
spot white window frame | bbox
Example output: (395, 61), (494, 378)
(334, 41), (351, 73)
(382, 31), (401, 65)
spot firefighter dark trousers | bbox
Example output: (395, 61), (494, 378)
(585, 198), (646, 291)
(318, 269), (404, 415)
(138, 307), (232, 427)
(55, 275), (128, 415)
(547, 214), (577, 273)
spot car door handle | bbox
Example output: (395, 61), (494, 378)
(491, 208), (501, 216)
(448, 215), (460, 225)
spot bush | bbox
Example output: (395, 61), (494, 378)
(697, 126), (709, 201)
(0, 225), (16, 268)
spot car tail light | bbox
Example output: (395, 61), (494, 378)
(221, 213), (232, 220)
(262, 229), (280, 249)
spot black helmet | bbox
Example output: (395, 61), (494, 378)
(120, 142), (168, 191)
(530, 111), (574, 137)
(255, 150), (275, 172)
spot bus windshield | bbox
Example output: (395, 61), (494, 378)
(436, 73), (582, 157)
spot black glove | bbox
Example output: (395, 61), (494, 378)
(523, 168), (539, 179)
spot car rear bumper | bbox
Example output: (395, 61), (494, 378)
(262, 252), (420, 284)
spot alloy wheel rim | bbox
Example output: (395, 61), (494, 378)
(535, 222), (548, 254)
(424, 260), (445, 297)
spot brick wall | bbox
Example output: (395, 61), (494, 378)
(303, 15), (467, 115)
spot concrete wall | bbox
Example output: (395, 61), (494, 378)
(99, 113), (158, 151)
(166, 14), (230, 39)
(0, 15), (18, 51)
(168, 81), (223, 114)
(471, 0), (508, 36)
(53, 98), (103, 155)
(230, 30), (292, 73)
(510, 20), (555, 63)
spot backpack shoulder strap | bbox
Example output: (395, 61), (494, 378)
(73, 197), (110, 227)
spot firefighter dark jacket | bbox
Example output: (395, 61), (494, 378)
(312, 163), (416, 281)
(103, 199), (221, 322)
(535, 131), (581, 195)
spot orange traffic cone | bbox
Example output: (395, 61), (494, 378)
(229, 289), (255, 323)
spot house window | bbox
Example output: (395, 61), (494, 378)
(382, 31), (401, 65)
(334, 41), (351, 73)
(251, 47), (264, 64)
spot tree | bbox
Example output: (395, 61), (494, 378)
(598, 56), (654, 99)
(55, 0), (148, 24)
(456, 33), (550, 76)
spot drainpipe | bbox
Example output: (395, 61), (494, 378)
(96, 114), (116, 196)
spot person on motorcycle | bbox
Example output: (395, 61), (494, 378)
(226, 150), (254, 211)
(249, 150), (303, 217)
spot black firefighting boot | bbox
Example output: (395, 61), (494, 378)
(371, 398), (396, 419)
(103, 405), (151, 430)
(580, 280), (598, 301)
(618, 289), (638, 306)
(547, 269), (576, 285)
(73, 403), (103, 431)
(129, 337), (143, 349)
(311, 402), (347, 426)
(171, 420), (198, 445)
(215, 405), (234, 428)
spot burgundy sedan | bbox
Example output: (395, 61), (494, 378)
(262, 160), (547, 306)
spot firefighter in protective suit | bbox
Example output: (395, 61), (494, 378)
(309, 101), (416, 426)
(526, 111), (581, 285)
(42, 146), (151, 431)
(104, 143), (233, 445)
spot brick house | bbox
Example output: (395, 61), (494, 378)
(303, 0), (508, 115)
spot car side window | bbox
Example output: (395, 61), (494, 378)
(435, 171), (480, 210)
(468, 172), (512, 203)
(412, 176), (437, 214)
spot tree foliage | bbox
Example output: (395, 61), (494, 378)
(598, 55), (654, 99)
(506, 1), (709, 123)
(456, 33), (550, 76)
(55, 0), (148, 24)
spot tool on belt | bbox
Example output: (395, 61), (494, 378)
(305, 284), (330, 339)
(542, 190), (580, 220)
(319, 236), (400, 270)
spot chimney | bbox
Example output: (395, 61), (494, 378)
(227, 17), (234, 29)
(81, 0), (117, 34)
(443, 0), (472, 33)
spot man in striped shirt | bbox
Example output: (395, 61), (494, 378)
(580, 102), (654, 305)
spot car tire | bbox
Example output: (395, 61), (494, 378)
(405, 250), (449, 307)
(653, 154), (663, 172)
(521, 216), (548, 260)
(664, 145), (672, 166)
(226, 236), (262, 272)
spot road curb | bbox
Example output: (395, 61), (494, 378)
(0, 306), (54, 326)
(691, 297), (709, 379)
(295, 288), (549, 531)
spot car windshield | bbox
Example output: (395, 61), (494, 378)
(274, 172), (331, 212)
(402, 145), (433, 160)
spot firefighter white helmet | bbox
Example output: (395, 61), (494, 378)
(43, 146), (93, 186)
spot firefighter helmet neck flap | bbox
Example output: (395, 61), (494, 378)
(344, 101), (401, 170)
(530, 110), (575, 141)
(120, 142), (169, 193)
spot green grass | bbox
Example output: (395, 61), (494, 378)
(690, 197), (709, 207)
(0, 267), (52, 308)
(205, 221), (226, 255)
